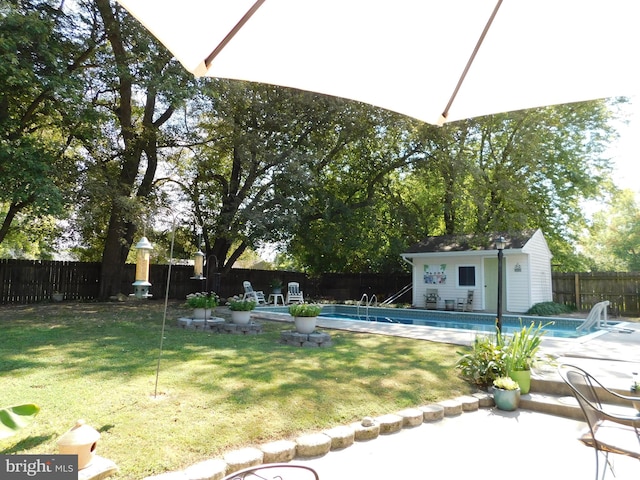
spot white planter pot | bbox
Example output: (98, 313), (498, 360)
(192, 308), (212, 319)
(231, 310), (252, 325)
(294, 316), (317, 334)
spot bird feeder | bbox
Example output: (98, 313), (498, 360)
(192, 249), (205, 279)
(132, 236), (153, 298)
(57, 419), (100, 470)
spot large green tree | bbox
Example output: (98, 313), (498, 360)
(0, 0), (88, 256)
(70, 0), (197, 297)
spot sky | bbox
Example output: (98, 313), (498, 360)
(607, 96), (639, 193)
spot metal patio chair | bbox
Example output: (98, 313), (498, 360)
(222, 463), (319, 480)
(558, 364), (640, 480)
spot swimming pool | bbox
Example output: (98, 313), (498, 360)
(256, 304), (610, 338)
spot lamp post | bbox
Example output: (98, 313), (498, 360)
(495, 236), (506, 333)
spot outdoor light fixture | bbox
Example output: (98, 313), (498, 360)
(132, 236), (153, 298)
(495, 236), (506, 333)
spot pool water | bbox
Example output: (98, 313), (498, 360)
(259, 304), (607, 338)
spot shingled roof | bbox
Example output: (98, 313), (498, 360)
(404, 231), (535, 254)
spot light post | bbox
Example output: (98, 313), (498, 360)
(495, 236), (506, 333)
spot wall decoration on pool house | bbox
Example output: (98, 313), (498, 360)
(424, 264), (447, 284)
(400, 229), (553, 313)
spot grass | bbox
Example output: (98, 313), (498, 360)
(0, 301), (471, 479)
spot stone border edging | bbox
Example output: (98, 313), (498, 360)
(142, 392), (493, 480)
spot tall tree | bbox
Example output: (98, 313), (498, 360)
(0, 0), (88, 254)
(73, 0), (197, 297)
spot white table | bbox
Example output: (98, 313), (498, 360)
(268, 293), (285, 306)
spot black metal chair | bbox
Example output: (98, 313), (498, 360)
(558, 364), (640, 480)
(222, 463), (320, 480)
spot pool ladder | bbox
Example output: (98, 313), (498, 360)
(357, 294), (378, 322)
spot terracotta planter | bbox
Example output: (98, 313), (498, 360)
(231, 310), (252, 325)
(192, 308), (212, 319)
(294, 316), (317, 334)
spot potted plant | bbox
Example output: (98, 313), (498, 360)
(270, 278), (284, 294)
(456, 335), (507, 389)
(227, 297), (256, 325)
(492, 376), (520, 411)
(500, 321), (550, 394)
(185, 291), (219, 319)
(289, 303), (322, 334)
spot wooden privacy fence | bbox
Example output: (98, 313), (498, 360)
(552, 272), (640, 316)
(1, 259), (639, 316)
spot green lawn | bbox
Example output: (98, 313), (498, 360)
(0, 301), (471, 479)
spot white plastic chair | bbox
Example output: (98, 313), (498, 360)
(242, 281), (266, 304)
(286, 282), (304, 304)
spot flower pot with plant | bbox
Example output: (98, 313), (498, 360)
(270, 278), (284, 295)
(289, 304), (322, 334)
(500, 321), (550, 394)
(492, 376), (521, 411)
(455, 335), (507, 390)
(186, 292), (219, 319)
(227, 297), (257, 325)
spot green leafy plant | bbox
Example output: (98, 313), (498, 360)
(493, 376), (520, 391)
(269, 278), (284, 289)
(185, 291), (219, 309)
(288, 303), (322, 317)
(455, 335), (506, 388)
(227, 298), (257, 311)
(526, 301), (573, 316)
(0, 404), (40, 440)
(500, 321), (551, 372)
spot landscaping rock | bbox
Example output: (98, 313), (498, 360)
(419, 404), (445, 422)
(79, 456), (118, 480)
(259, 440), (297, 463)
(322, 425), (355, 450)
(457, 395), (480, 411)
(396, 408), (424, 427)
(223, 447), (263, 474)
(183, 459), (227, 480)
(438, 398), (463, 416)
(295, 433), (332, 457)
(351, 419), (380, 441)
(375, 413), (404, 434)
(473, 391), (495, 408)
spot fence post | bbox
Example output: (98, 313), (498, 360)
(574, 273), (581, 310)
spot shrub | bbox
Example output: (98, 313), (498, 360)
(455, 335), (506, 388)
(526, 301), (573, 316)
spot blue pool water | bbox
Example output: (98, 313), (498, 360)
(258, 304), (607, 338)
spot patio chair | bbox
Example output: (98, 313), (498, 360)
(558, 364), (640, 480)
(242, 281), (266, 304)
(286, 282), (304, 304)
(425, 289), (439, 309)
(222, 463), (319, 480)
(456, 290), (474, 311)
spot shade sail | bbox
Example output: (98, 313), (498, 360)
(116, 0), (639, 125)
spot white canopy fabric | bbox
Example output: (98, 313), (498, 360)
(116, 0), (639, 125)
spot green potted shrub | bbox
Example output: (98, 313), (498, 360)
(227, 297), (256, 325)
(269, 278), (284, 294)
(456, 335), (507, 389)
(492, 376), (520, 411)
(185, 291), (219, 319)
(500, 321), (550, 394)
(289, 303), (322, 334)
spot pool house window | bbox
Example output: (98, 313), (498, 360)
(458, 266), (476, 287)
